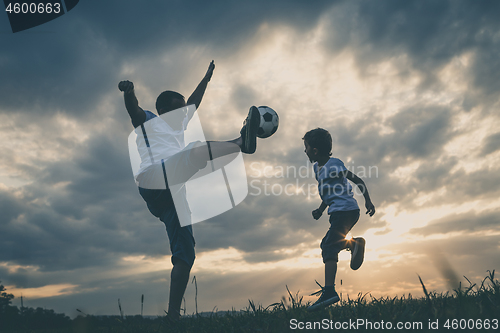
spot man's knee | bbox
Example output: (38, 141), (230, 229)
(172, 256), (194, 271)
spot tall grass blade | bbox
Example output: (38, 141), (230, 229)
(118, 298), (124, 320)
(76, 309), (87, 316)
(285, 285), (296, 308)
(192, 275), (198, 315)
(248, 299), (256, 313)
(141, 294), (144, 317)
(417, 274), (430, 300)
(418, 274), (437, 318)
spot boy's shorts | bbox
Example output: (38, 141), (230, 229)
(321, 209), (360, 263)
(138, 187), (196, 268)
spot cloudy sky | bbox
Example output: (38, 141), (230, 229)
(1, 0), (499, 318)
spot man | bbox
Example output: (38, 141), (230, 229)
(119, 61), (260, 319)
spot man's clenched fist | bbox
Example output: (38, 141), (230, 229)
(118, 80), (134, 93)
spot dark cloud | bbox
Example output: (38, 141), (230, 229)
(322, 0), (500, 105)
(386, 233), (500, 263)
(386, 106), (455, 158)
(317, 104), (457, 210)
(0, 189), (24, 222)
(0, 0), (336, 118)
(0, 31), (121, 117)
(230, 83), (258, 113)
(329, 105), (456, 173)
(0, 124), (172, 272)
(409, 208), (500, 236)
(480, 132), (500, 156)
(444, 166), (500, 201)
(195, 195), (317, 255)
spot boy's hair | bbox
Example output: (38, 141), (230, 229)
(303, 128), (332, 156)
(156, 90), (185, 113)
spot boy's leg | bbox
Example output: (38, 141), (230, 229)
(350, 237), (366, 270)
(320, 210), (359, 281)
(323, 210), (362, 271)
(325, 260), (337, 286)
(309, 230), (341, 311)
(308, 260), (340, 311)
(308, 210), (360, 311)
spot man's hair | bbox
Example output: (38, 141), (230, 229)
(155, 91), (185, 113)
(302, 128), (332, 156)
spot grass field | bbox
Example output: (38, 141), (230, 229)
(1, 271), (498, 332)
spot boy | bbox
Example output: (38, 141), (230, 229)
(119, 61), (260, 319)
(303, 128), (375, 311)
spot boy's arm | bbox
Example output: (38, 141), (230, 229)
(312, 201), (328, 220)
(118, 80), (146, 127)
(346, 170), (376, 216)
(186, 60), (215, 111)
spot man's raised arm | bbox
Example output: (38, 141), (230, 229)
(118, 80), (146, 127)
(187, 60), (215, 110)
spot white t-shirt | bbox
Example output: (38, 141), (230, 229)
(314, 158), (359, 214)
(134, 106), (194, 181)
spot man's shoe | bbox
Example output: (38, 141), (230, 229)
(350, 237), (366, 270)
(240, 106), (260, 154)
(162, 310), (182, 329)
(307, 283), (339, 311)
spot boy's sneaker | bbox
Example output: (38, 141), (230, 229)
(307, 284), (340, 311)
(350, 237), (366, 270)
(240, 106), (260, 154)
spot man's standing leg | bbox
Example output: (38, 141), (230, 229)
(161, 206), (196, 320)
(168, 260), (191, 319)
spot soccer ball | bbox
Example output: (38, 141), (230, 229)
(256, 106), (279, 138)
